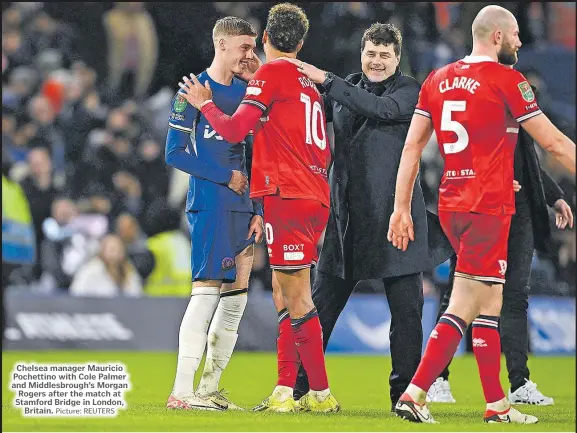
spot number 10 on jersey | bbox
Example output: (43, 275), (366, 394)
(301, 93), (327, 150)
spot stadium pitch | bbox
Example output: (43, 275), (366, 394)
(2, 351), (575, 432)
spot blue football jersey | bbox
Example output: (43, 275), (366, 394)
(165, 71), (254, 212)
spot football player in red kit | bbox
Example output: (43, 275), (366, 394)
(388, 5), (575, 425)
(176, 3), (338, 413)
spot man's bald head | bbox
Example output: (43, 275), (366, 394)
(471, 5), (521, 66)
(472, 5), (517, 42)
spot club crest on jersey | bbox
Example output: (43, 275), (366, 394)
(222, 257), (235, 271)
(498, 260), (508, 276)
(517, 81), (535, 102)
(174, 95), (187, 113)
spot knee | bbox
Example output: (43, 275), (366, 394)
(283, 290), (312, 310)
(272, 281), (285, 308)
(479, 290), (503, 317)
(232, 245), (254, 289)
(283, 286), (315, 318)
(231, 265), (251, 290)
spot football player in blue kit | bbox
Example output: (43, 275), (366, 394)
(164, 16), (263, 411)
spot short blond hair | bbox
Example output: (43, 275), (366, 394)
(213, 16), (258, 40)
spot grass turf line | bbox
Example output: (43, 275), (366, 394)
(2, 351), (575, 432)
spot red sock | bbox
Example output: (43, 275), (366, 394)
(291, 309), (329, 391)
(411, 314), (467, 391)
(277, 309), (300, 388)
(472, 315), (506, 403)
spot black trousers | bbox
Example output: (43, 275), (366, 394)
(437, 214), (534, 390)
(294, 269), (424, 406)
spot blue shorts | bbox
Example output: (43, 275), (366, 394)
(186, 210), (255, 283)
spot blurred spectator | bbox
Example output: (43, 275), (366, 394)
(26, 11), (78, 68)
(70, 233), (142, 297)
(20, 147), (61, 277)
(395, 2), (440, 80)
(548, 3), (576, 49)
(58, 62), (107, 165)
(2, 108), (18, 147)
(39, 197), (107, 292)
(34, 49), (64, 81)
(140, 205), (190, 296)
(316, 2), (384, 76)
(26, 94), (67, 184)
(39, 67), (69, 114)
(431, 26), (467, 70)
(2, 108), (24, 164)
(75, 186), (122, 229)
(2, 6), (24, 30)
(520, 68), (575, 139)
(5, 113), (38, 165)
(134, 134), (170, 208)
(2, 26), (34, 73)
(112, 170), (144, 217)
(102, 2), (158, 103)
(2, 66), (39, 111)
(74, 110), (140, 210)
(115, 213), (155, 281)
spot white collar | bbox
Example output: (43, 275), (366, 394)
(461, 55), (496, 63)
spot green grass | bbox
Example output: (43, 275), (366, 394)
(2, 351), (575, 432)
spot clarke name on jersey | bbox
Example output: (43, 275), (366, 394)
(439, 77), (482, 95)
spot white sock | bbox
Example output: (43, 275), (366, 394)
(406, 384), (427, 405)
(310, 388), (331, 401)
(196, 289), (248, 395)
(487, 397), (510, 412)
(272, 385), (293, 402)
(172, 286), (220, 399)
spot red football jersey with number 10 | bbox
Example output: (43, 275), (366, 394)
(241, 59), (330, 207)
(415, 56), (542, 216)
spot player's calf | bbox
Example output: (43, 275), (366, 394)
(197, 246), (253, 396)
(406, 278), (479, 405)
(276, 269), (332, 395)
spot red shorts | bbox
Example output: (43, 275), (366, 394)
(439, 211), (512, 284)
(263, 195), (329, 270)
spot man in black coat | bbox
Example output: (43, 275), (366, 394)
(428, 113), (574, 406)
(285, 23), (453, 409)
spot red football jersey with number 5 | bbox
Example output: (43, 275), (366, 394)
(415, 56), (542, 216)
(241, 59), (330, 207)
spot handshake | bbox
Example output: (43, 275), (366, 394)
(228, 170), (248, 195)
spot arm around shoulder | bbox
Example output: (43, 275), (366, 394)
(325, 74), (419, 122)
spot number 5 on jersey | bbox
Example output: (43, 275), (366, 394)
(442, 100), (469, 154)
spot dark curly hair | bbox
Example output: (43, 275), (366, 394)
(361, 23), (403, 57)
(265, 3), (309, 53)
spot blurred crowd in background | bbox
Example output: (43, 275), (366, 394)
(2, 2), (575, 298)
